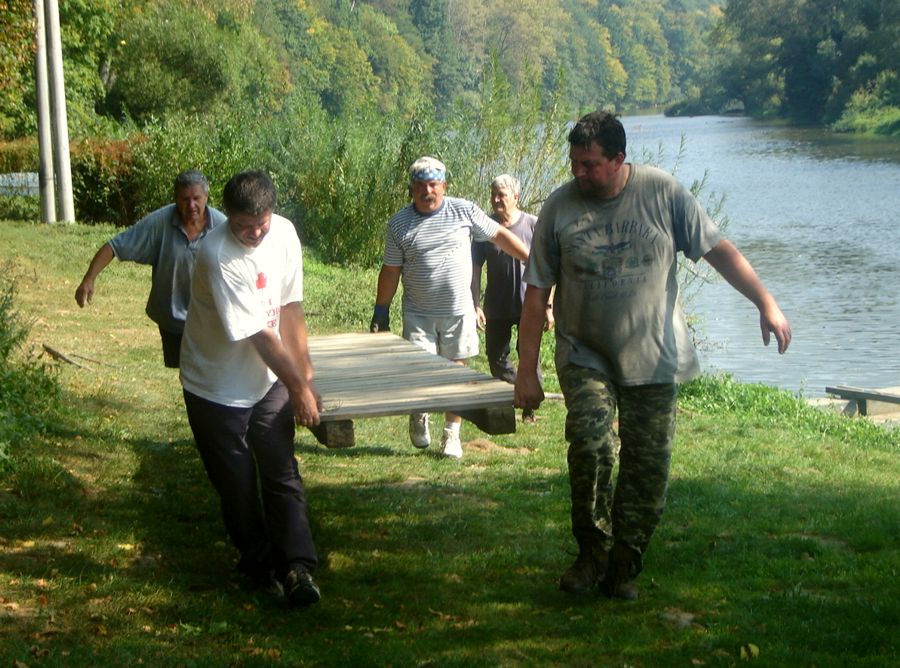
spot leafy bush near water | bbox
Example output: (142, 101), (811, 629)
(0, 267), (61, 473)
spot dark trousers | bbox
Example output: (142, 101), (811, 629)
(484, 317), (542, 385)
(183, 382), (317, 577)
(158, 327), (182, 368)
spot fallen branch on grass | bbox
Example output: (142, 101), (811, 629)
(41, 343), (92, 370)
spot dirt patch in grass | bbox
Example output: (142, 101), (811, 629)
(465, 438), (531, 455)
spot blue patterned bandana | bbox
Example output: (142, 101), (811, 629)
(411, 168), (445, 182)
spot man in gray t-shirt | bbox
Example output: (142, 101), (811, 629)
(75, 169), (225, 368)
(515, 111), (792, 600)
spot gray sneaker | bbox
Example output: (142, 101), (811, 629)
(409, 413), (431, 448)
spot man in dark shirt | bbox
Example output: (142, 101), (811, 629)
(472, 174), (552, 423)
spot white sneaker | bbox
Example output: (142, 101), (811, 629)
(440, 428), (463, 459)
(409, 413), (430, 448)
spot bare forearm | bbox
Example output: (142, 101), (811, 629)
(471, 266), (482, 306)
(518, 286), (552, 374)
(279, 303), (315, 383)
(251, 328), (309, 393)
(704, 240), (775, 310)
(76, 243), (116, 306)
(704, 239), (792, 353)
(83, 243), (115, 281)
(375, 265), (401, 306)
(492, 228), (529, 262)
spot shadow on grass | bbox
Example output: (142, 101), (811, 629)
(2, 421), (897, 666)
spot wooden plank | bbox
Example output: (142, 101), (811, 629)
(307, 332), (517, 432)
(317, 381), (515, 419)
(825, 385), (900, 417)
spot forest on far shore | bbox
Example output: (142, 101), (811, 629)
(1, 0), (898, 140)
(0, 0), (897, 266)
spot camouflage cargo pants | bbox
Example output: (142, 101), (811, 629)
(559, 365), (677, 558)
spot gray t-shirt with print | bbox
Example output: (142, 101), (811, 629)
(524, 164), (722, 385)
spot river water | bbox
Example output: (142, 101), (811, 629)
(619, 114), (900, 397)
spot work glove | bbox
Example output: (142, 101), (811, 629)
(369, 304), (390, 333)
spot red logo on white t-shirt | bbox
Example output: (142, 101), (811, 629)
(256, 272), (267, 289)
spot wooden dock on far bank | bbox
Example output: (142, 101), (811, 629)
(306, 332), (516, 447)
(823, 385), (900, 418)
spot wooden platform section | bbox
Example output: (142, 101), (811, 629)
(306, 332), (516, 447)
(824, 385), (900, 417)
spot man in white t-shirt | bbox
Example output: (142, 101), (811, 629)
(180, 170), (322, 607)
(371, 156), (529, 459)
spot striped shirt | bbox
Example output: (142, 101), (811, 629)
(384, 196), (500, 316)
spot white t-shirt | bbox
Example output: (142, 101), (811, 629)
(180, 214), (304, 407)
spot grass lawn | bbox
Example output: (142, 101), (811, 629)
(1, 220), (897, 667)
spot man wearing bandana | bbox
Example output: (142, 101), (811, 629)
(371, 156), (529, 459)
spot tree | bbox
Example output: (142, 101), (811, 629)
(355, 5), (432, 116)
(104, 1), (289, 123)
(719, 0), (900, 125)
(0, 0), (36, 138)
(410, 0), (475, 107)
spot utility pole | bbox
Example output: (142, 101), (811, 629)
(33, 0), (56, 223)
(42, 0), (75, 223)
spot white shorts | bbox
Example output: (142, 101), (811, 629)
(403, 311), (479, 361)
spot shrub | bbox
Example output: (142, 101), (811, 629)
(0, 194), (39, 221)
(70, 135), (143, 224)
(275, 105), (438, 265)
(0, 137), (37, 173)
(279, 61), (573, 266)
(439, 58), (572, 213)
(0, 265), (61, 474)
(833, 71), (900, 137)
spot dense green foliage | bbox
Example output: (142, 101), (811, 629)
(2, 0), (899, 157)
(2, 0), (721, 141)
(681, 0), (900, 132)
(3, 0), (899, 246)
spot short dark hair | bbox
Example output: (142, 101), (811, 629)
(173, 169), (209, 196)
(222, 170), (277, 216)
(567, 111), (627, 159)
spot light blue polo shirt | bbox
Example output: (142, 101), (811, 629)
(108, 204), (226, 333)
